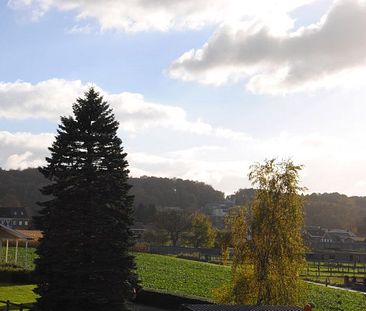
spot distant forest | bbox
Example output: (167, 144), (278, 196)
(0, 168), (365, 234)
(0, 168), (224, 216)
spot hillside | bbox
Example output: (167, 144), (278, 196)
(0, 168), (224, 216)
(0, 168), (366, 233)
(220, 189), (366, 234)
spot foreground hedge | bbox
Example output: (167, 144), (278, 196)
(0, 265), (33, 284)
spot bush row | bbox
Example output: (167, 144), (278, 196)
(0, 265), (34, 284)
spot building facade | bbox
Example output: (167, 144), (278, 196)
(0, 207), (31, 229)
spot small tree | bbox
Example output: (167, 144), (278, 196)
(155, 209), (191, 246)
(143, 228), (170, 246)
(215, 159), (306, 306)
(188, 212), (216, 248)
(34, 88), (137, 311)
(215, 229), (231, 265)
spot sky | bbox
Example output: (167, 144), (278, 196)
(1, 0), (366, 196)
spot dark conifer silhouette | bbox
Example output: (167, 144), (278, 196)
(34, 88), (137, 311)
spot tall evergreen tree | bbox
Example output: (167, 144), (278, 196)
(33, 88), (137, 311)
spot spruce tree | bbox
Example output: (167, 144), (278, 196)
(34, 88), (137, 311)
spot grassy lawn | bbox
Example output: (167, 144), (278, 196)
(1, 252), (366, 311)
(0, 284), (36, 306)
(135, 252), (231, 299)
(0, 247), (37, 270)
(303, 283), (366, 311)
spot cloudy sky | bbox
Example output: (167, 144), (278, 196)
(1, 0), (366, 195)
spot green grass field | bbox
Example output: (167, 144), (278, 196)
(302, 261), (366, 286)
(1, 252), (366, 311)
(2, 247), (366, 288)
(135, 253), (231, 298)
(0, 284), (36, 306)
(0, 247), (36, 270)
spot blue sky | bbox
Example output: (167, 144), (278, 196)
(1, 0), (366, 195)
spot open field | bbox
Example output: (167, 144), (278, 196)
(1, 253), (366, 310)
(2, 247), (366, 288)
(135, 253), (231, 298)
(303, 283), (366, 311)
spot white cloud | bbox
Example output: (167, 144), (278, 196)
(0, 79), (250, 141)
(67, 24), (93, 34)
(128, 131), (366, 195)
(169, 0), (366, 94)
(0, 131), (54, 150)
(8, 0), (315, 32)
(0, 79), (86, 119)
(0, 131), (54, 169)
(5, 152), (44, 170)
(2, 129), (366, 195)
(128, 149), (250, 193)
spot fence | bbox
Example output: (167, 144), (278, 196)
(148, 245), (223, 262)
(0, 300), (33, 311)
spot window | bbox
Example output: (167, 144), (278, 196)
(19, 221), (23, 226)
(25, 221), (28, 226)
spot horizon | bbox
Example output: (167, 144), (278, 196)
(1, 0), (366, 196)
(2, 166), (366, 199)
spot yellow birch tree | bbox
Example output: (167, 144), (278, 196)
(214, 159), (306, 306)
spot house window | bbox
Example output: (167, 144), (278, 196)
(19, 221), (23, 226)
(25, 221), (28, 226)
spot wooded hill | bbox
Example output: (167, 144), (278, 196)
(230, 189), (366, 235)
(0, 168), (224, 216)
(0, 168), (365, 234)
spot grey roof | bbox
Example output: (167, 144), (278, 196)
(0, 207), (28, 218)
(182, 304), (302, 311)
(0, 224), (33, 240)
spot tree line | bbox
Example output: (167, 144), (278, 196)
(1, 168), (365, 234)
(0, 169), (224, 215)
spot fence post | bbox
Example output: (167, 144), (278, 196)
(19, 303), (23, 311)
(6, 300), (10, 311)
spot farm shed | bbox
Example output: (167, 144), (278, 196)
(0, 224), (33, 266)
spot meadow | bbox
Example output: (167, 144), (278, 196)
(1, 252), (366, 311)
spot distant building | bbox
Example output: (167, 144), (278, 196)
(131, 221), (145, 240)
(205, 201), (235, 228)
(305, 226), (366, 251)
(206, 201), (234, 217)
(304, 226), (327, 245)
(0, 207), (31, 229)
(321, 229), (363, 243)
